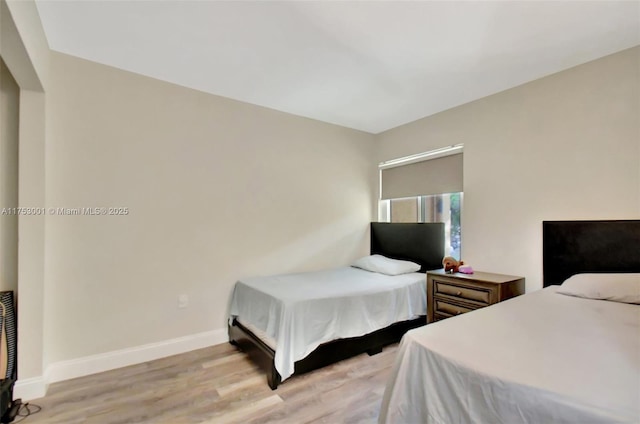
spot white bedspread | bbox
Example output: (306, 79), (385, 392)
(229, 267), (426, 381)
(379, 286), (640, 424)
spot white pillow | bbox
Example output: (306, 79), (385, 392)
(351, 254), (421, 276)
(556, 273), (640, 304)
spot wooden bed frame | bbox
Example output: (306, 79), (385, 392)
(543, 220), (640, 286)
(228, 222), (445, 389)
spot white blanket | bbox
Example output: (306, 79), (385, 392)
(379, 286), (640, 424)
(229, 267), (426, 381)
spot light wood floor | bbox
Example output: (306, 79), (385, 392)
(26, 342), (399, 423)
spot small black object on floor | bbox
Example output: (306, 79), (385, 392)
(1, 397), (20, 423)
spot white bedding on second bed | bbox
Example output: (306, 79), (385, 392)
(379, 286), (640, 424)
(229, 266), (426, 381)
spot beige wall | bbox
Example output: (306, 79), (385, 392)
(18, 89), (46, 385)
(389, 198), (418, 223)
(376, 46), (640, 292)
(0, 57), (19, 293)
(1, 0), (48, 91)
(45, 52), (375, 363)
(1, 0), (48, 392)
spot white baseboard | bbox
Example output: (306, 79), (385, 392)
(16, 328), (228, 401)
(14, 376), (48, 401)
(46, 328), (228, 383)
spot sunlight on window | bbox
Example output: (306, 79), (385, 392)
(379, 193), (462, 260)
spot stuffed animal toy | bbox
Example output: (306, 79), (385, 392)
(442, 256), (464, 273)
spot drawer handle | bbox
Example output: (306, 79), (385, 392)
(456, 291), (462, 296)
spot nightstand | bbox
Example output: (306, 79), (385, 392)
(427, 269), (525, 323)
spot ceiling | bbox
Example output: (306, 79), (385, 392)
(35, 1), (640, 134)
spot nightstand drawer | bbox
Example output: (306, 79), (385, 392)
(427, 270), (525, 324)
(434, 299), (474, 317)
(434, 280), (490, 304)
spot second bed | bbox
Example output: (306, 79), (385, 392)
(229, 222), (445, 389)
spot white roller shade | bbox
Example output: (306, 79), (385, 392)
(381, 153), (463, 199)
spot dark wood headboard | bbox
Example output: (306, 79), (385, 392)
(542, 220), (640, 287)
(370, 222), (444, 273)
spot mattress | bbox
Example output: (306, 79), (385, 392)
(229, 266), (426, 381)
(379, 286), (640, 424)
(236, 317), (276, 350)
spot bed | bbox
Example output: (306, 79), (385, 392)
(228, 222), (445, 389)
(379, 220), (640, 424)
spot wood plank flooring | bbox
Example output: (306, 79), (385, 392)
(25, 342), (399, 423)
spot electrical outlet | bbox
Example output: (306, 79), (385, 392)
(178, 294), (189, 308)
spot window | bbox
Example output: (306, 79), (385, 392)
(379, 193), (462, 260)
(379, 145), (463, 260)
